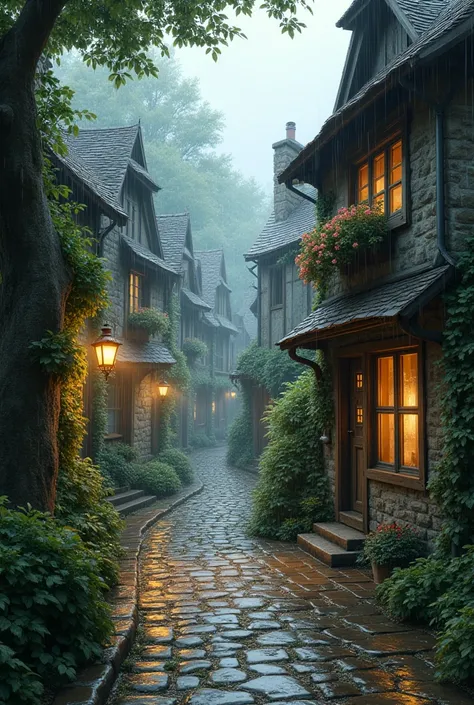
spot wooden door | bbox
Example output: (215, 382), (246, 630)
(348, 358), (365, 514)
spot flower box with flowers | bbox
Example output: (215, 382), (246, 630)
(128, 307), (169, 342)
(296, 204), (388, 293)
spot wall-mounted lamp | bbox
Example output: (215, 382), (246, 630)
(230, 390), (237, 399)
(91, 325), (121, 380)
(158, 379), (170, 399)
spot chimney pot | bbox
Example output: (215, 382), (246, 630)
(286, 121), (296, 140)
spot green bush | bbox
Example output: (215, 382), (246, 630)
(377, 547), (474, 683)
(0, 500), (113, 705)
(227, 388), (254, 469)
(98, 444), (137, 487)
(183, 337), (208, 361)
(359, 523), (424, 567)
(55, 457), (124, 589)
(190, 430), (216, 448)
(133, 461), (181, 497)
(158, 448), (194, 485)
(248, 368), (333, 539)
(128, 307), (169, 336)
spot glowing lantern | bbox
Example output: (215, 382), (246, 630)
(158, 379), (170, 399)
(91, 325), (121, 380)
(230, 390), (237, 399)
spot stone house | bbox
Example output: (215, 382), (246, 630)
(59, 124), (179, 459)
(276, 0), (473, 564)
(241, 122), (315, 457)
(195, 249), (238, 439)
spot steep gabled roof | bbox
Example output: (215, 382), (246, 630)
(64, 125), (159, 197)
(122, 235), (178, 275)
(156, 213), (190, 271)
(338, 0), (446, 35)
(280, 0), (474, 186)
(195, 249), (227, 309)
(245, 185), (316, 261)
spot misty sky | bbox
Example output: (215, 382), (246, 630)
(176, 1), (352, 190)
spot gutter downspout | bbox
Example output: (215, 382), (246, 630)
(288, 345), (322, 381)
(98, 220), (117, 257)
(285, 181), (317, 205)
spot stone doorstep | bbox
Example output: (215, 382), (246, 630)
(52, 481), (204, 705)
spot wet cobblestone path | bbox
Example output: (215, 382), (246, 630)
(117, 446), (473, 705)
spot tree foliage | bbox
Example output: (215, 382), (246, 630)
(55, 51), (268, 310)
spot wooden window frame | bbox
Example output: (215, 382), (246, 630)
(129, 271), (147, 313)
(351, 126), (409, 231)
(270, 265), (284, 309)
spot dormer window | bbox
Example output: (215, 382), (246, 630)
(125, 197), (141, 242)
(356, 138), (405, 228)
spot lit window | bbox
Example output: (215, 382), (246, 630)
(356, 372), (363, 389)
(356, 406), (363, 425)
(129, 272), (142, 313)
(356, 138), (404, 219)
(375, 351), (419, 473)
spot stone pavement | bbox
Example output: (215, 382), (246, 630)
(114, 446), (473, 705)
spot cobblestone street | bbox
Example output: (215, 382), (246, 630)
(116, 446), (473, 705)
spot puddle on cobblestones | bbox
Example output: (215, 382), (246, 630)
(110, 446), (472, 705)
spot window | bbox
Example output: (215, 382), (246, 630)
(129, 272), (142, 313)
(270, 266), (283, 308)
(356, 138), (404, 225)
(106, 379), (122, 436)
(125, 198), (141, 241)
(216, 292), (226, 316)
(215, 337), (224, 371)
(375, 350), (420, 474)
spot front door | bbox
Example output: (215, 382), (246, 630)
(348, 358), (365, 514)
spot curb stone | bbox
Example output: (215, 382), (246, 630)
(52, 481), (204, 705)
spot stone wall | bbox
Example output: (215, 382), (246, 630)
(273, 138), (303, 223)
(133, 373), (153, 459)
(102, 218), (126, 336)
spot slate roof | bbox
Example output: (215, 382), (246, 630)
(337, 0), (446, 34)
(54, 139), (128, 224)
(122, 235), (178, 275)
(245, 185), (316, 260)
(118, 341), (176, 365)
(129, 159), (159, 192)
(279, 266), (451, 347)
(181, 287), (211, 310)
(203, 312), (220, 327)
(280, 0), (474, 185)
(195, 250), (226, 309)
(157, 213), (190, 270)
(63, 125), (145, 197)
(215, 314), (239, 333)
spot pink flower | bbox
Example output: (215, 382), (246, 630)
(333, 232), (339, 238)
(335, 245), (340, 251)
(332, 258), (337, 264)
(352, 242), (359, 248)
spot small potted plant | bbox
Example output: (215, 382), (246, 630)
(360, 522), (424, 584)
(128, 307), (169, 342)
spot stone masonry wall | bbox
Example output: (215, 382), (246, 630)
(101, 218), (126, 337)
(133, 373), (153, 459)
(273, 139), (303, 223)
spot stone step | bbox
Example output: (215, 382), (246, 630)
(113, 485), (130, 496)
(106, 489), (145, 507)
(313, 521), (366, 551)
(114, 494), (157, 516)
(339, 510), (364, 532)
(297, 533), (361, 567)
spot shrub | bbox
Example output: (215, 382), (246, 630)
(227, 388), (254, 469)
(98, 444), (137, 487)
(55, 457), (124, 589)
(183, 337), (208, 362)
(248, 368), (333, 539)
(359, 522), (424, 567)
(133, 461), (181, 497)
(158, 448), (194, 485)
(190, 430), (216, 448)
(0, 500), (113, 704)
(128, 307), (169, 336)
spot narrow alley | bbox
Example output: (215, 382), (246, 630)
(115, 446), (473, 705)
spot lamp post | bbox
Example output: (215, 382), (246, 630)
(91, 325), (121, 380)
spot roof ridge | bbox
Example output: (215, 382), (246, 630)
(157, 212), (189, 218)
(75, 124), (140, 134)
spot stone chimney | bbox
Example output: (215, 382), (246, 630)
(273, 122), (304, 223)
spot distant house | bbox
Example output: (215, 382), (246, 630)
(196, 250), (238, 439)
(276, 0), (473, 562)
(241, 122), (315, 457)
(60, 124), (178, 459)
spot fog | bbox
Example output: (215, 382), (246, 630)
(176, 1), (352, 189)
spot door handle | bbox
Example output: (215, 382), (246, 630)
(348, 430), (354, 434)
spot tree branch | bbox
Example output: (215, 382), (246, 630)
(9, 0), (69, 73)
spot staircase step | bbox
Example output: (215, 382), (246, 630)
(313, 522), (366, 551)
(106, 489), (145, 506)
(113, 485), (130, 496)
(114, 494), (157, 517)
(339, 510), (364, 532)
(298, 533), (361, 567)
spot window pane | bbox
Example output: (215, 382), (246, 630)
(390, 141), (402, 172)
(390, 164), (402, 184)
(378, 356), (394, 406)
(401, 414), (419, 467)
(373, 193), (385, 213)
(378, 413), (395, 464)
(400, 353), (418, 406)
(358, 163), (369, 202)
(373, 152), (385, 194)
(390, 184), (403, 214)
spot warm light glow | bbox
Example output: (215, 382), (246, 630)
(158, 380), (170, 398)
(401, 414), (419, 467)
(193, 404), (197, 421)
(378, 356), (394, 406)
(378, 413), (395, 464)
(92, 325), (121, 380)
(212, 401), (216, 413)
(230, 390), (237, 399)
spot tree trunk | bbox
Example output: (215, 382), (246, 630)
(0, 28), (70, 511)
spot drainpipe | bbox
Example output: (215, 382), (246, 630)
(257, 265), (262, 346)
(288, 345), (322, 381)
(435, 107), (456, 267)
(285, 181), (317, 205)
(98, 220), (116, 257)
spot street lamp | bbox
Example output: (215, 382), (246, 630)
(157, 379), (170, 399)
(230, 390), (237, 399)
(91, 325), (121, 380)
